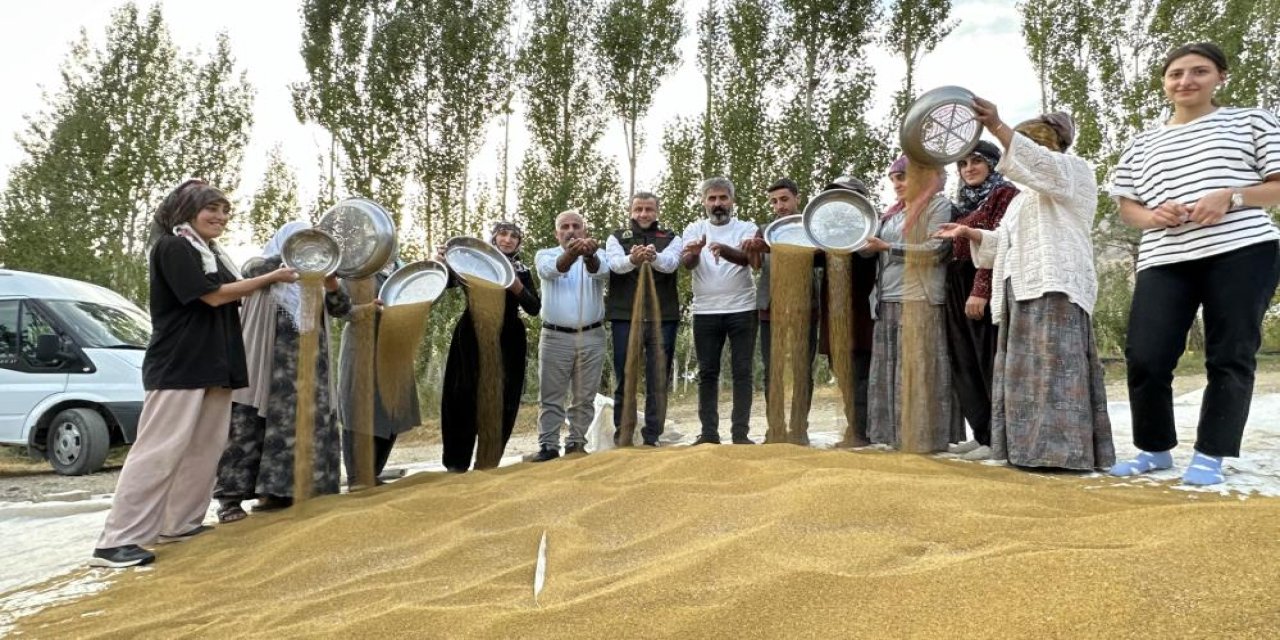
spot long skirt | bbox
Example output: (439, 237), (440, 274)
(868, 301), (956, 453)
(991, 286), (1115, 470)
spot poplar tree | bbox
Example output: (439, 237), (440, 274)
(246, 145), (303, 245)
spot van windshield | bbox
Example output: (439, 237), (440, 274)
(43, 300), (151, 349)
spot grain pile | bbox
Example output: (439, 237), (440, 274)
(20, 448), (1280, 638)
(766, 245), (815, 445)
(468, 280), (508, 469)
(376, 301), (433, 420)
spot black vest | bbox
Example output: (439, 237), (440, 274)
(605, 223), (681, 322)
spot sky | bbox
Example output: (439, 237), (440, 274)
(0, 0), (1041, 256)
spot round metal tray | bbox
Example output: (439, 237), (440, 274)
(316, 198), (398, 280)
(802, 189), (880, 253)
(762, 215), (816, 248)
(900, 85), (982, 165)
(378, 259), (449, 306)
(443, 237), (515, 289)
(281, 228), (342, 276)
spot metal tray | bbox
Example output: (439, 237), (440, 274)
(802, 189), (880, 253)
(316, 198), (398, 280)
(900, 85), (981, 165)
(443, 236), (515, 289)
(378, 259), (449, 306)
(281, 228), (342, 276)
(762, 214), (817, 248)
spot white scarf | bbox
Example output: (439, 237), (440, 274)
(172, 223), (241, 278)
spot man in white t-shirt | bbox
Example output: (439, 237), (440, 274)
(681, 177), (760, 445)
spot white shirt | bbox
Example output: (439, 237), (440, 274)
(535, 246), (609, 328)
(1109, 107), (1280, 271)
(605, 232), (684, 274)
(681, 217), (759, 315)
(972, 132), (1099, 325)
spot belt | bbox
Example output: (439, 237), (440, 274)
(543, 321), (604, 334)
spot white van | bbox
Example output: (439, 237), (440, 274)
(0, 269), (150, 475)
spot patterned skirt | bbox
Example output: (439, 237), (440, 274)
(868, 302), (956, 452)
(991, 286), (1115, 470)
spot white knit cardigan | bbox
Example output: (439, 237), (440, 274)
(972, 133), (1099, 325)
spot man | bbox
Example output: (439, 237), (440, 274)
(530, 209), (609, 462)
(753, 178), (822, 441)
(605, 192), (684, 446)
(681, 177), (761, 445)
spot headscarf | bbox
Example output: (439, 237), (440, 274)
(1015, 111), (1075, 152)
(490, 221), (527, 272)
(955, 140), (1011, 215)
(262, 221), (310, 328)
(883, 155), (909, 220)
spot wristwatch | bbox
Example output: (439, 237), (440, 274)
(1230, 188), (1245, 208)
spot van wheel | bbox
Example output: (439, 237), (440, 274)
(46, 408), (111, 476)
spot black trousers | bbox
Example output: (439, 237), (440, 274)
(610, 320), (679, 444)
(1125, 241), (1280, 457)
(341, 430), (397, 485)
(759, 317), (819, 422)
(693, 311), (757, 440)
(440, 313), (527, 471)
(942, 261), (997, 446)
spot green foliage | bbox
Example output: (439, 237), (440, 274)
(0, 3), (253, 304)
(246, 145), (304, 246)
(883, 0), (956, 123)
(592, 0), (685, 197)
(515, 0), (623, 250)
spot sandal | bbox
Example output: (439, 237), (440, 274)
(252, 495), (293, 512)
(217, 501), (248, 524)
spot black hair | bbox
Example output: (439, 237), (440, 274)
(1162, 42), (1229, 76)
(765, 177), (799, 196)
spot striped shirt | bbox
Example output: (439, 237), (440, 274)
(1110, 107), (1280, 271)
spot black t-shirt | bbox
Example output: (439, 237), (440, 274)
(141, 235), (249, 390)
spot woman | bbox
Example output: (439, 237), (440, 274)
(1109, 43), (1280, 485)
(863, 156), (956, 453)
(440, 222), (541, 471)
(213, 222), (352, 523)
(91, 179), (297, 568)
(946, 140), (1020, 461)
(936, 100), (1114, 471)
(339, 259), (418, 486)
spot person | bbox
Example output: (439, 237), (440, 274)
(863, 157), (955, 453)
(338, 259), (419, 486)
(91, 179), (297, 567)
(814, 176), (879, 446)
(945, 141), (1020, 461)
(682, 177), (761, 445)
(604, 193), (682, 446)
(1108, 42), (1280, 485)
(529, 209), (610, 462)
(936, 99), (1115, 471)
(213, 222), (352, 523)
(753, 178), (821, 440)
(441, 222), (541, 470)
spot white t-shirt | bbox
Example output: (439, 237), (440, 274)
(682, 218), (759, 314)
(1110, 107), (1280, 271)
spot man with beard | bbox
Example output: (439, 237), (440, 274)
(605, 192), (684, 446)
(529, 209), (610, 462)
(681, 177), (761, 445)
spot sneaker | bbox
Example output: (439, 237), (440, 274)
(693, 435), (721, 446)
(731, 436), (756, 445)
(525, 446), (560, 463)
(948, 440), (981, 454)
(564, 443), (587, 456)
(961, 445), (992, 461)
(89, 545), (155, 568)
(157, 524), (214, 545)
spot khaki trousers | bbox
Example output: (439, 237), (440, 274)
(97, 387), (232, 548)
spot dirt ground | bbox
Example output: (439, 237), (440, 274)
(4, 360), (1279, 503)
